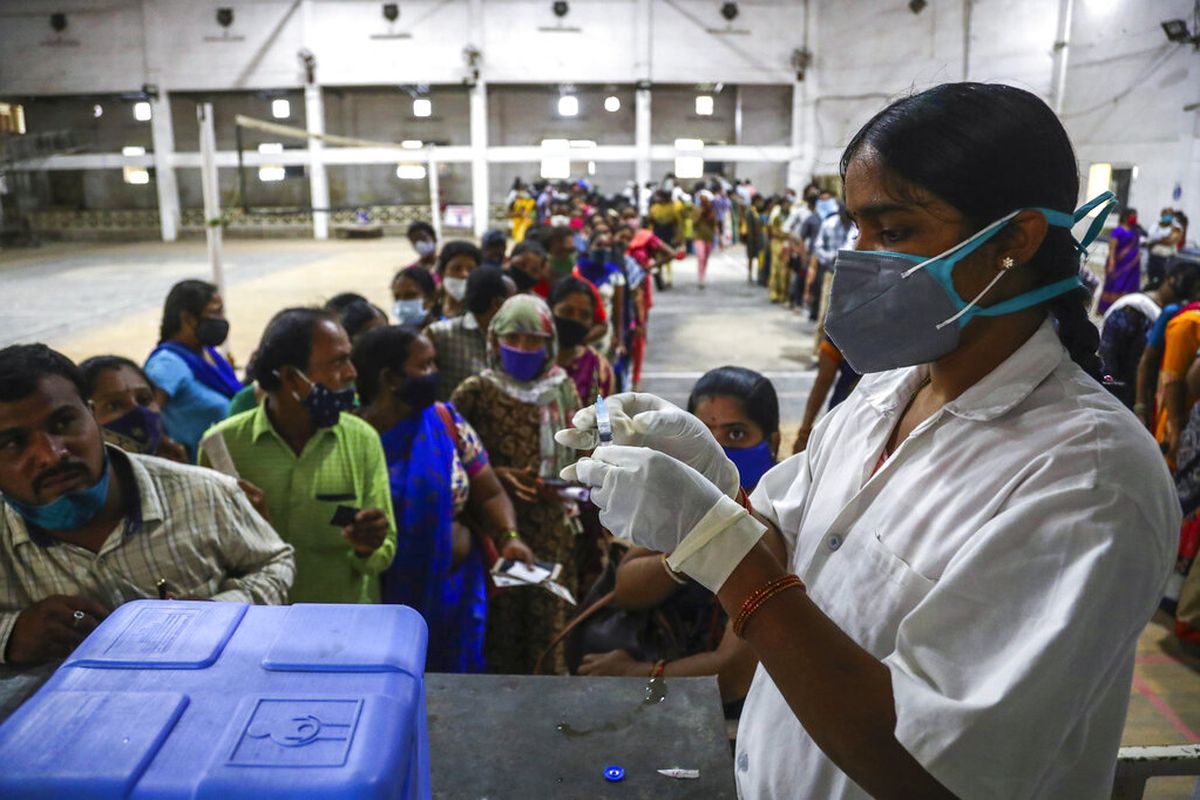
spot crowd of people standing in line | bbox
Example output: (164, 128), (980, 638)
(0, 179), (787, 713)
(1076, 203), (1200, 643)
(7, 161), (1198, 717)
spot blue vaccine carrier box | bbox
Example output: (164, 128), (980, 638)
(0, 600), (431, 799)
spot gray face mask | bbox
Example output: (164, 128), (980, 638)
(824, 192), (1115, 374)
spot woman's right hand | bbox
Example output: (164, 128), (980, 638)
(500, 535), (536, 567)
(556, 392), (739, 498)
(494, 466), (540, 504)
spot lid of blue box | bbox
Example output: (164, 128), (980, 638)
(64, 601), (245, 669)
(0, 690), (187, 799)
(262, 603), (428, 674)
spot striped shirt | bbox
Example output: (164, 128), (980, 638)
(0, 447), (295, 663)
(426, 312), (489, 402)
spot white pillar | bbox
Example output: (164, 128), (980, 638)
(427, 147), (442, 242)
(469, 80), (489, 238)
(787, 79), (807, 191)
(1050, 0), (1074, 115)
(305, 82), (330, 240)
(791, 0), (817, 189)
(634, 0), (652, 207)
(196, 103), (226, 301)
(150, 89), (180, 242)
(635, 86), (652, 197)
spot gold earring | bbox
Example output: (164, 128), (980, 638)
(1000, 257), (1015, 270)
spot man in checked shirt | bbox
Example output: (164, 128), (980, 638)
(0, 344), (295, 666)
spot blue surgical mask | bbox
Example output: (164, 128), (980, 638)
(816, 198), (839, 219)
(499, 344), (546, 382)
(393, 299), (427, 327)
(723, 441), (776, 492)
(824, 192), (1116, 374)
(5, 457), (111, 531)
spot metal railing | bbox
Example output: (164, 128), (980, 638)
(1113, 745), (1200, 799)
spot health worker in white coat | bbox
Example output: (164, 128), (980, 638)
(558, 82), (1181, 800)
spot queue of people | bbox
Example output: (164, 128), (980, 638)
(0, 186), (744, 692)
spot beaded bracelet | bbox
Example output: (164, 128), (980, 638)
(661, 553), (689, 585)
(733, 574), (805, 639)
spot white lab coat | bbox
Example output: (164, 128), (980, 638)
(738, 320), (1180, 799)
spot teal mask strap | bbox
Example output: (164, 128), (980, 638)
(1035, 190), (1117, 255)
(972, 275), (1084, 319)
(941, 191), (1113, 328)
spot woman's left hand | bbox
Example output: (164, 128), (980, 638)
(500, 536), (536, 566)
(578, 648), (647, 677)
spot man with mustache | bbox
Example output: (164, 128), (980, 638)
(0, 344), (295, 666)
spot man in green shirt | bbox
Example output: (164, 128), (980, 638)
(200, 308), (395, 603)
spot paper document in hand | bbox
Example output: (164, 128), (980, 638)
(200, 432), (239, 478)
(491, 559), (561, 584)
(490, 560), (576, 605)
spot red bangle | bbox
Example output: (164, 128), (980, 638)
(733, 574), (805, 639)
(737, 486), (754, 514)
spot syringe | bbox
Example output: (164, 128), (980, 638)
(595, 395), (613, 445)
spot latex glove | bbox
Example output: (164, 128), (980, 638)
(555, 392), (739, 498)
(565, 446), (765, 593)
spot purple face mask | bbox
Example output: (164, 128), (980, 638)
(102, 404), (163, 455)
(499, 344), (547, 382)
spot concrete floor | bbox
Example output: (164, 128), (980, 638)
(2, 238), (1199, 796)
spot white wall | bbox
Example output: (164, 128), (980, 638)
(3, 0), (1198, 228)
(0, 0), (805, 93)
(1062, 0), (1200, 231)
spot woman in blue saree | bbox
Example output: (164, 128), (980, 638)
(353, 324), (534, 673)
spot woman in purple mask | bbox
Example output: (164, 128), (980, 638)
(451, 294), (583, 673)
(80, 356), (188, 463)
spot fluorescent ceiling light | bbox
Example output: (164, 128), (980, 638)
(674, 156), (704, 179)
(413, 98), (432, 117)
(133, 101), (152, 122)
(402, 139), (423, 149)
(271, 99), (290, 119)
(258, 166), (286, 182)
(396, 163), (427, 180)
(121, 146), (146, 156)
(604, 96), (620, 112)
(695, 95), (714, 116)
(558, 95), (579, 117)
(257, 142), (284, 154)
